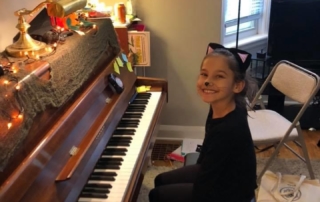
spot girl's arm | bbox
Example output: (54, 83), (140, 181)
(192, 133), (235, 201)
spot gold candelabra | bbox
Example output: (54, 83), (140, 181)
(5, 0), (87, 58)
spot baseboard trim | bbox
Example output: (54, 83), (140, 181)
(157, 125), (205, 140)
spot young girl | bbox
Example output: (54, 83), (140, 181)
(148, 43), (258, 202)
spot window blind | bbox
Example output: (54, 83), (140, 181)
(225, 0), (264, 27)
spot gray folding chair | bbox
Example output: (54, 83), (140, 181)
(248, 60), (320, 181)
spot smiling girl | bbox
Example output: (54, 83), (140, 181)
(149, 43), (258, 202)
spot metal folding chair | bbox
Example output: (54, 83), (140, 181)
(248, 60), (320, 181)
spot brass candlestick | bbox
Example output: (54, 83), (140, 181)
(6, 7), (49, 58)
(5, 0), (88, 58)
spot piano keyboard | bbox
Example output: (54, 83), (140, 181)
(78, 92), (162, 202)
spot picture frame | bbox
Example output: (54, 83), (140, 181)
(128, 31), (150, 67)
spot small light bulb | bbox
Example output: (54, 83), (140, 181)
(4, 80), (8, 85)
(18, 114), (23, 119)
(13, 70), (17, 74)
(16, 84), (20, 90)
(7, 122), (12, 129)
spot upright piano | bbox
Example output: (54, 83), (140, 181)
(0, 15), (168, 202)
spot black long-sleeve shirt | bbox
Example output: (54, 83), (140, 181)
(193, 106), (257, 202)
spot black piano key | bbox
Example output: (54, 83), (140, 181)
(110, 137), (132, 141)
(125, 108), (145, 112)
(117, 123), (139, 128)
(117, 123), (138, 128)
(86, 183), (112, 189)
(109, 139), (131, 143)
(95, 164), (120, 169)
(126, 108), (146, 113)
(109, 138), (131, 143)
(97, 160), (122, 166)
(92, 172), (118, 177)
(128, 105), (146, 109)
(97, 158), (122, 165)
(89, 175), (116, 181)
(82, 186), (110, 194)
(103, 151), (125, 156)
(80, 193), (108, 199)
(121, 119), (141, 122)
(136, 93), (151, 99)
(136, 96), (151, 100)
(109, 137), (131, 141)
(135, 97), (150, 100)
(130, 99), (149, 105)
(107, 141), (130, 147)
(127, 105), (146, 110)
(83, 188), (110, 194)
(105, 148), (127, 152)
(109, 137), (131, 142)
(103, 148), (127, 156)
(113, 129), (135, 135)
(120, 119), (140, 124)
(122, 113), (142, 119)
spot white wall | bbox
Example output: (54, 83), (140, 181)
(135, 0), (223, 128)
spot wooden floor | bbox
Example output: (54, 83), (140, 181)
(153, 130), (320, 167)
(256, 130), (320, 159)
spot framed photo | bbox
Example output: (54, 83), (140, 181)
(128, 31), (150, 66)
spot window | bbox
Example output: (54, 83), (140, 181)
(222, 0), (270, 46)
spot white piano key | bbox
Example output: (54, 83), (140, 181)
(79, 92), (161, 202)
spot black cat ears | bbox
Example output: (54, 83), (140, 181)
(206, 43), (252, 73)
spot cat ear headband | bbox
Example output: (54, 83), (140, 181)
(206, 43), (252, 73)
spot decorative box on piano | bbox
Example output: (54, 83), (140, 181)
(0, 2), (168, 202)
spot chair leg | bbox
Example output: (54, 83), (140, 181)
(296, 125), (315, 179)
(257, 128), (299, 181)
(257, 141), (283, 181)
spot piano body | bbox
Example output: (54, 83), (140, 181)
(0, 10), (167, 202)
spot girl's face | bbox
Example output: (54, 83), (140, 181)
(196, 55), (244, 105)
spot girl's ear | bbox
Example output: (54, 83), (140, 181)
(233, 80), (245, 93)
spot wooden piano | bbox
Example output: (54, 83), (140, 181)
(0, 18), (168, 202)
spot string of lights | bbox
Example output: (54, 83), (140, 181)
(0, 27), (64, 131)
(0, 23), (98, 134)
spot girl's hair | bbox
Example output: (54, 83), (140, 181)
(202, 48), (258, 109)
